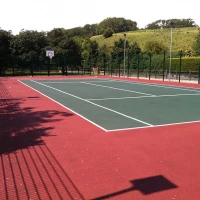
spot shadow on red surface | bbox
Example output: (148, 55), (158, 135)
(92, 175), (178, 200)
(0, 80), (85, 200)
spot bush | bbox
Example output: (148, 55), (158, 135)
(103, 28), (114, 38)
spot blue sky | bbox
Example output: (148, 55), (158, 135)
(1, 0), (199, 35)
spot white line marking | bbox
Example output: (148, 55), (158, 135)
(87, 93), (200, 101)
(107, 120), (200, 132)
(111, 79), (200, 93)
(31, 80), (153, 126)
(18, 80), (108, 132)
(39, 80), (115, 84)
(81, 82), (153, 96)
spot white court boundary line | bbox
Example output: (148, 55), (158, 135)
(111, 79), (200, 93)
(38, 80), (115, 84)
(30, 80), (153, 127)
(81, 82), (153, 96)
(107, 120), (200, 132)
(87, 93), (200, 101)
(18, 80), (108, 132)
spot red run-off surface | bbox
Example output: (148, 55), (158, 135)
(1, 76), (200, 200)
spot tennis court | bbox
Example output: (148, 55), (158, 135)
(19, 78), (200, 132)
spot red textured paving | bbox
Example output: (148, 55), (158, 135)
(1, 76), (200, 200)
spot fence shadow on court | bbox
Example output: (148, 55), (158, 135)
(0, 80), (85, 200)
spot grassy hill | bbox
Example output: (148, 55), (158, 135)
(91, 27), (199, 53)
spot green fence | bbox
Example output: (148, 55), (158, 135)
(3, 53), (200, 84)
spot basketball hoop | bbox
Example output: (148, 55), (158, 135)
(46, 50), (54, 59)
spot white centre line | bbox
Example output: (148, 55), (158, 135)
(81, 82), (153, 96)
(31, 80), (153, 126)
(87, 93), (200, 101)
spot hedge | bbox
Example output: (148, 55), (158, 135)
(166, 57), (200, 71)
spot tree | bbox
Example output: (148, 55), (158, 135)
(0, 29), (12, 75)
(145, 18), (197, 29)
(127, 42), (141, 56)
(111, 38), (130, 66)
(97, 17), (138, 34)
(144, 41), (168, 54)
(81, 39), (99, 68)
(11, 30), (47, 70)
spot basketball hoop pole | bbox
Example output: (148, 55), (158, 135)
(46, 50), (54, 76)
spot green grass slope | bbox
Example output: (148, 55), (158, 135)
(91, 27), (199, 53)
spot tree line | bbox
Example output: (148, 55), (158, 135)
(0, 17), (200, 75)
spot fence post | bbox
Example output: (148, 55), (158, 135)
(189, 70), (191, 81)
(163, 52), (166, 81)
(137, 53), (140, 78)
(198, 65), (200, 84)
(117, 55), (120, 77)
(127, 54), (130, 77)
(110, 56), (113, 76)
(179, 51), (182, 82)
(104, 54), (106, 76)
(64, 57), (67, 76)
(31, 63), (33, 77)
(149, 54), (152, 80)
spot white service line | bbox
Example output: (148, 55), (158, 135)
(81, 82), (153, 96)
(31, 80), (153, 126)
(18, 80), (108, 132)
(111, 79), (200, 93)
(87, 93), (200, 101)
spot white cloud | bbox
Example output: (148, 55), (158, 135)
(1, 0), (199, 35)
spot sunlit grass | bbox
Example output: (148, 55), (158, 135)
(91, 27), (199, 52)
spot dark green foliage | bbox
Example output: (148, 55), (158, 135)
(97, 17), (137, 34)
(103, 28), (113, 38)
(0, 29), (12, 75)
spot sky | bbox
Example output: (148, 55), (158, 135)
(1, 0), (199, 35)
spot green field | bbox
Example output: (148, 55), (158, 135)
(92, 27), (199, 52)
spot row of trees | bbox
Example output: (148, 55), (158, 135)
(1, 17), (200, 75)
(145, 18), (197, 29)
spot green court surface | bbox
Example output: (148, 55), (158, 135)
(20, 78), (200, 131)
